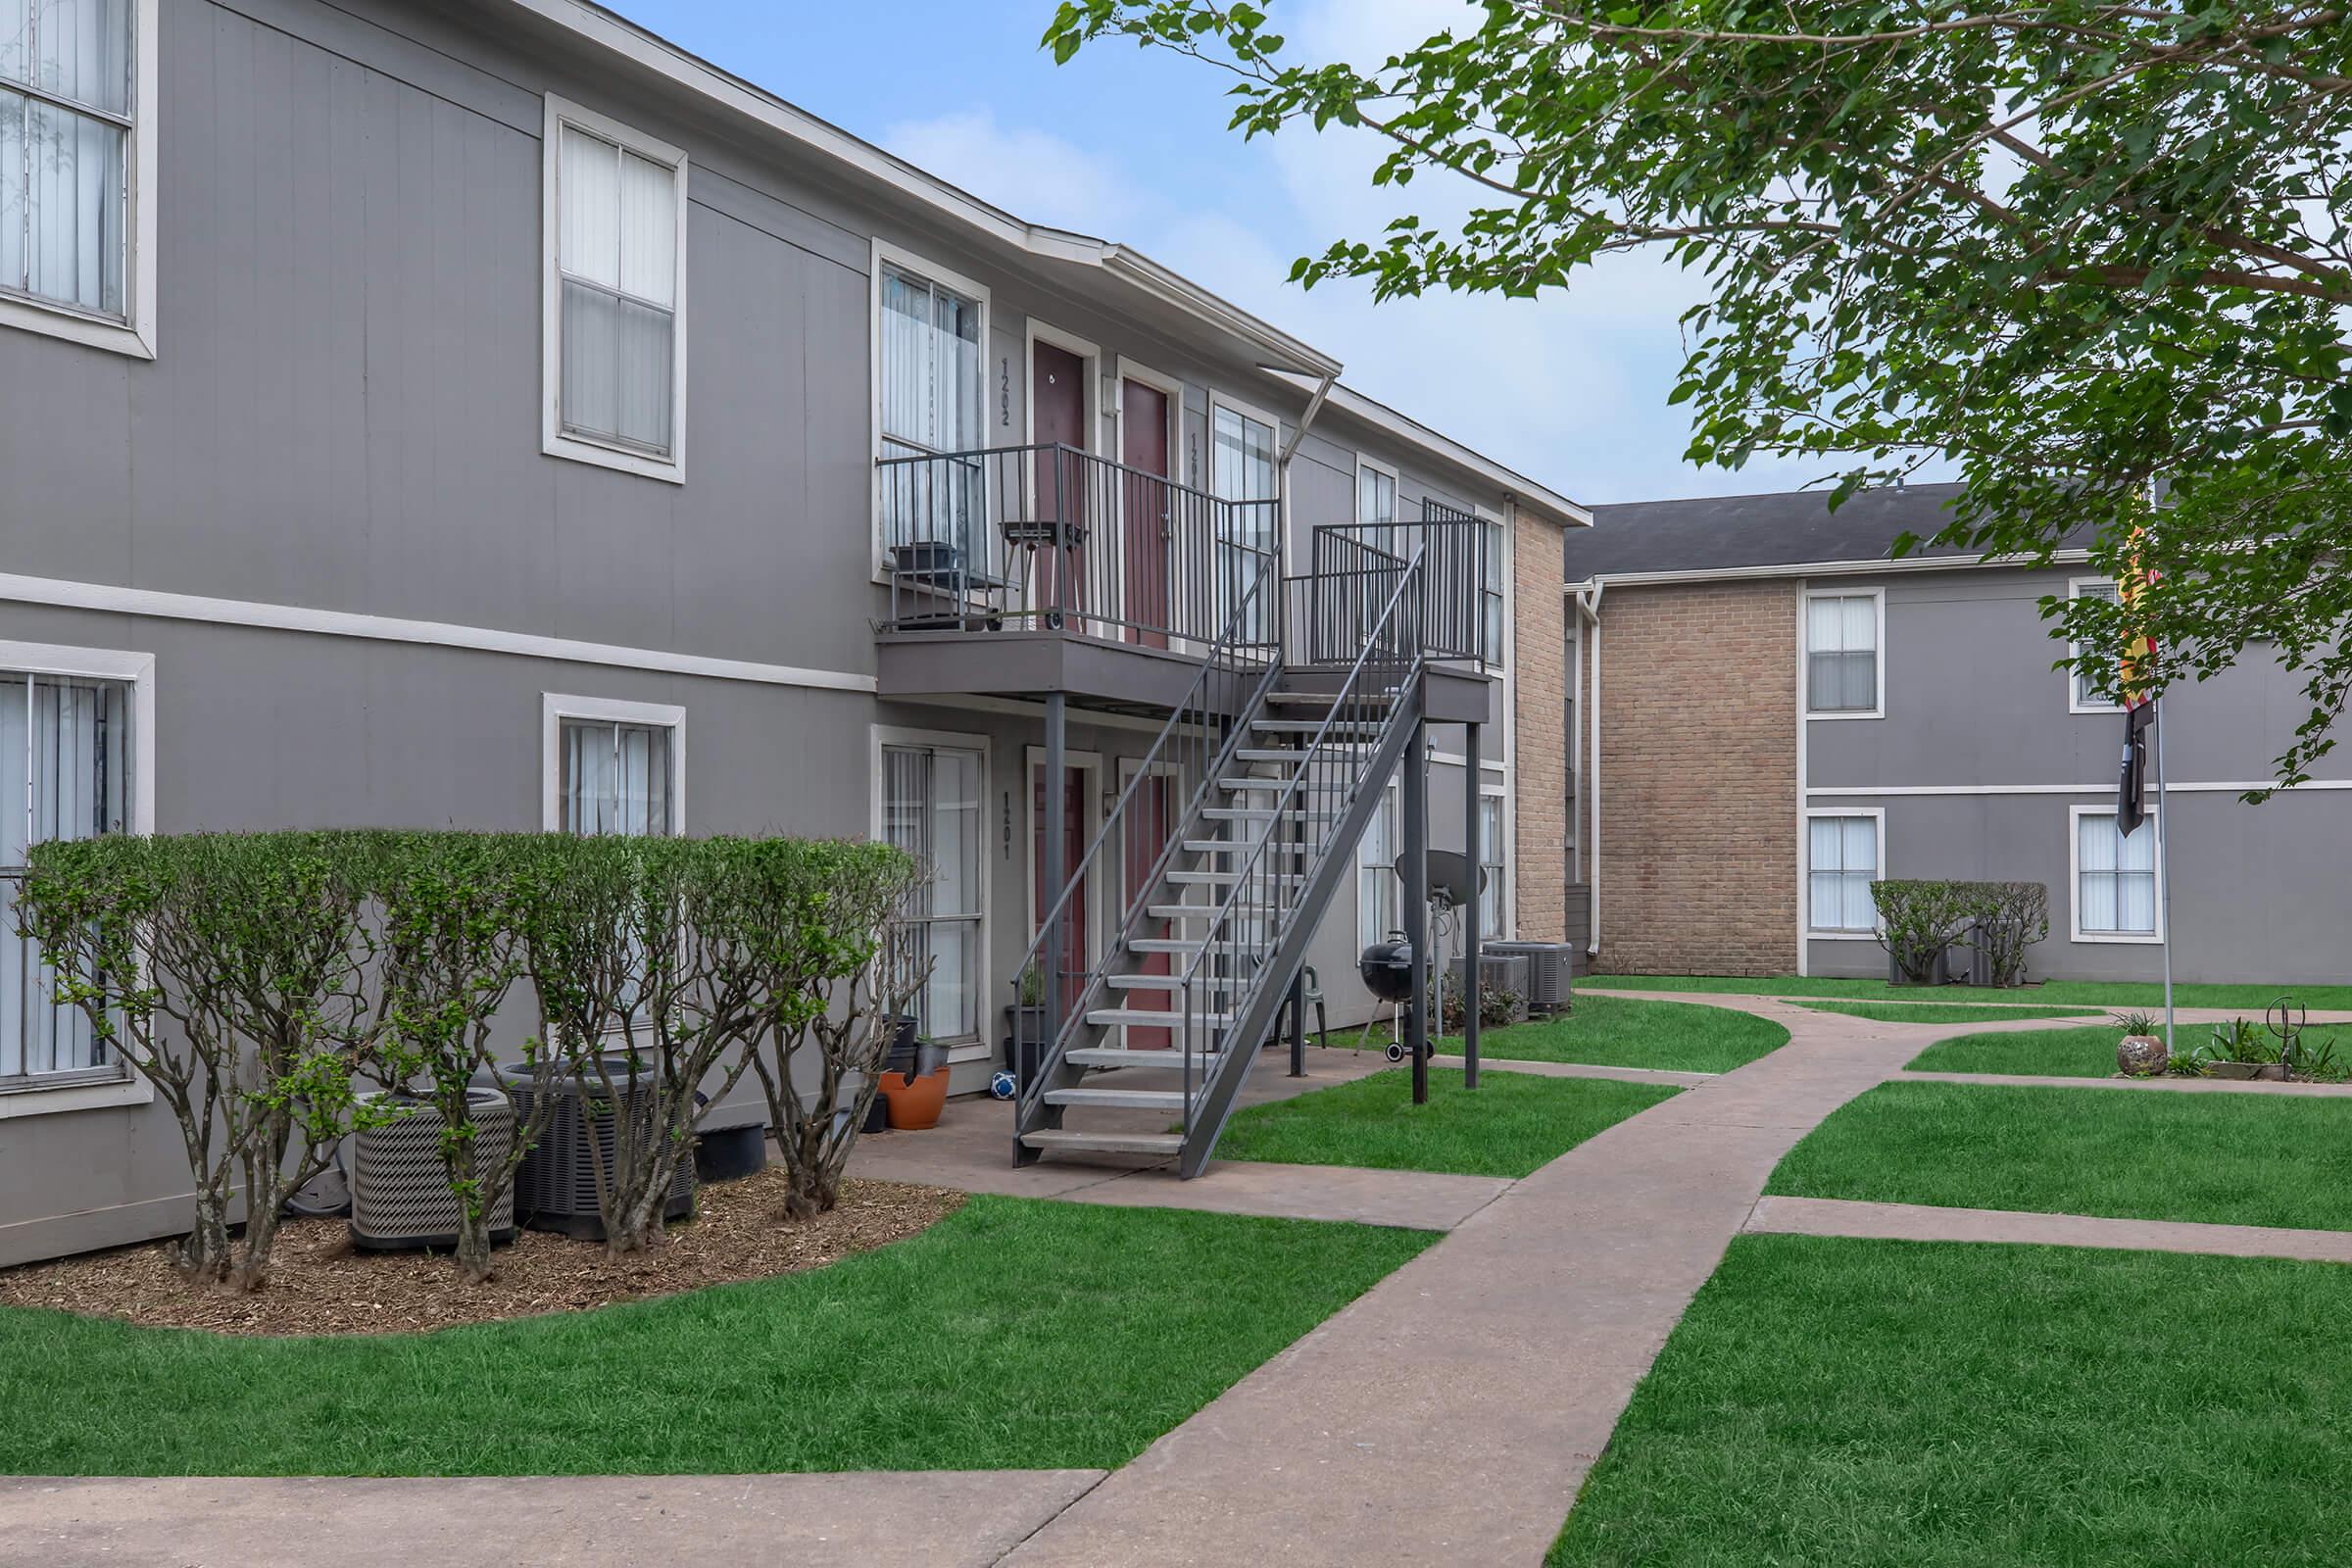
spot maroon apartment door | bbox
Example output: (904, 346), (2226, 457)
(1031, 340), (1089, 620)
(1121, 377), (1172, 647)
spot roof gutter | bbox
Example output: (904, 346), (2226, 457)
(1568, 547), (2094, 590)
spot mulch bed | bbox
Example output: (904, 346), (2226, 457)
(0, 1173), (964, 1338)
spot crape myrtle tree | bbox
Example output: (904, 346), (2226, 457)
(18, 832), (385, 1291)
(1049, 2), (2352, 784)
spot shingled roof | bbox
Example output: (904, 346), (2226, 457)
(1570, 482), (1973, 580)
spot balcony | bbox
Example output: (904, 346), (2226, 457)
(872, 442), (1500, 713)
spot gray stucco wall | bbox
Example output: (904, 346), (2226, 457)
(1801, 566), (2352, 985)
(0, 0), (1536, 1263)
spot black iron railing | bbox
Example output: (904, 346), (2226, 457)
(877, 443), (1281, 646)
(1312, 499), (1499, 669)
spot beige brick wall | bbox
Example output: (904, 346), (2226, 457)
(1591, 580), (1798, 975)
(1511, 511), (1568, 941)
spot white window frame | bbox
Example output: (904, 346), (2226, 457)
(540, 95), (690, 484)
(1206, 390), (1286, 632)
(1802, 807), (1886, 940)
(873, 724), (993, 1056)
(1353, 455), (1398, 556)
(1802, 586), (1886, 720)
(1476, 779), (1509, 938)
(869, 239), (994, 578)
(1476, 504), (1510, 674)
(0, 640), (155, 1119)
(2069, 804), (2163, 945)
(540, 693), (685, 833)
(1357, 776), (1403, 952)
(0, 0), (158, 358)
(2068, 576), (2127, 714)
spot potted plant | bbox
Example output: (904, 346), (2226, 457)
(1005, 962), (1052, 1084)
(2196, 1016), (2279, 1080)
(879, 1035), (952, 1130)
(2114, 1011), (2170, 1077)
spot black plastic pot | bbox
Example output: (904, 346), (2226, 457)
(884, 1014), (921, 1079)
(1004, 1004), (1051, 1089)
(695, 1123), (767, 1183)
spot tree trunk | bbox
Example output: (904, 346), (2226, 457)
(780, 1159), (839, 1220)
(177, 1188), (235, 1286)
(455, 1208), (497, 1284)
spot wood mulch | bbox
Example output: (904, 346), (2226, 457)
(0, 1172), (964, 1338)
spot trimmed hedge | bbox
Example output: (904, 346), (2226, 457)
(1868, 879), (2049, 986)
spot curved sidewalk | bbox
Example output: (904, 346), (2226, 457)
(1001, 993), (1919, 1568)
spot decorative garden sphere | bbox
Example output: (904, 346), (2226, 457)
(2117, 1035), (2169, 1078)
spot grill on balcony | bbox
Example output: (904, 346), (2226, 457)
(877, 443), (1282, 647)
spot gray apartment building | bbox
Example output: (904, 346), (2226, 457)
(0, 0), (1587, 1262)
(1566, 485), (2352, 986)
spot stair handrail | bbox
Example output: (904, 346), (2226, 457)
(1011, 558), (1284, 1125)
(1173, 545), (1428, 1127)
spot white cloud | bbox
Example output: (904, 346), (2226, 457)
(881, 109), (1140, 236)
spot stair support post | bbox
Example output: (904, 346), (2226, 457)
(1462, 718), (1482, 1090)
(1044, 691), (1067, 1091)
(1404, 714), (1430, 1106)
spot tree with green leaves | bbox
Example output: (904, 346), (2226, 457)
(1049, 1), (2352, 783)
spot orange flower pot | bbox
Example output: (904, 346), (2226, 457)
(879, 1067), (950, 1131)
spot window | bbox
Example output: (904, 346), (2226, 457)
(1481, 516), (1506, 665)
(1211, 399), (1280, 631)
(543, 97), (687, 479)
(875, 250), (985, 558)
(2075, 808), (2158, 940)
(1477, 793), (1504, 935)
(1355, 459), (1396, 556)
(1357, 784), (1399, 952)
(0, 0), (153, 356)
(882, 741), (984, 1041)
(1806, 812), (1882, 934)
(1805, 591), (1882, 715)
(2070, 578), (2124, 711)
(543, 696), (682, 837)
(3, 669), (131, 1087)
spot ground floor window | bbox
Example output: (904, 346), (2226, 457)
(1357, 786), (1399, 951)
(882, 740), (984, 1041)
(1477, 793), (1505, 935)
(1807, 812), (1881, 933)
(559, 718), (676, 836)
(2076, 809), (2158, 938)
(3, 671), (133, 1085)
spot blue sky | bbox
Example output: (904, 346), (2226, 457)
(605, 0), (1831, 506)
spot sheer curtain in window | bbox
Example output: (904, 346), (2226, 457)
(2, 673), (128, 1081)
(883, 744), (982, 1040)
(2, 0), (131, 317)
(1806, 596), (1879, 712)
(1212, 406), (1278, 634)
(562, 719), (672, 837)
(2073, 581), (2122, 707)
(2079, 813), (2156, 934)
(1478, 796), (1504, 934)
(558, 123), (676, 457)
(878, 265), (983, 552)
(1356, 466), (1396, 556)
(1808, 815), (1879, 931)
(1357, 788), (1398, 951)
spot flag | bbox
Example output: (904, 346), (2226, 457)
(2114, 535), (2159, 835)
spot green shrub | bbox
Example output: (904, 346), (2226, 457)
(1868, 880), (1973, 983)
(1961, 881), (2049, 987)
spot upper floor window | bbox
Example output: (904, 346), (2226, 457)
(1481, 516), (1506, 665)
(543, 97), (687, 482)
(1211, 398), (1280, 631)
(0, 0), (154, 357)
(1355, 459), (1396, 556)
(2069, 578), (2124, 712)
(3, 667), (132, 1087)
(878, 257), (983, 463)
(1805, 590), (1882, 716)
(2074, 808), (2158, 942)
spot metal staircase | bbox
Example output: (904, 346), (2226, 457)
(1012, 531), (1431, 1178)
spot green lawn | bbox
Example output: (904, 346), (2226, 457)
(1795, 999), (2109, 1024)
(0, 1197), (1432, 1476)
(1214, 1066), (1679, 1178)
(1907, 1022), (2126, 1076)
(1421, 993), (1789, 1073)
(1766, 1080), (2352, 1230)
(1551, 1235), (2352, 1566)
(1583, 973), (2352, 1010)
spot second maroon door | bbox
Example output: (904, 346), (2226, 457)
(1121, 377), (1172, 647)
(1031, 341), (1089, 619)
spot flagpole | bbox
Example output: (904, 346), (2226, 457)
(2155, 694), (2175, 1055)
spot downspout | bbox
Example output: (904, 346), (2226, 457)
(1571, 579), (1604, 959)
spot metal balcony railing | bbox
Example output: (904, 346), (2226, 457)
(877, 443), (1282, 647)
(1310, 499), (1500, 670)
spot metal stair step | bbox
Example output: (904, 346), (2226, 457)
(1042, 1086), (1190, 1110)
(1102, 972), (1236, 991)
(1148, 902), (1278, 921)
(1236, 747), (1368, 763)
(1266, 690), (1396, 707)
(1068, 1047), (1218, 1068)
(1125, 937), (1208, 955)
(1088, 1007), (1233, 1028)
(1202, 806), (1338, 822)
(1019, 1127), (1184, 1157)
(1217, 776), (1296, 792)
(1251, 719), (1390, 735)
(1166, 868), (1307, 886)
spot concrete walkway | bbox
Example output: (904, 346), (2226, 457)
(0, 1471), (1107, 1568)
(999, 993), (1908, 1568)
(1750, 1194), (2352, 1265)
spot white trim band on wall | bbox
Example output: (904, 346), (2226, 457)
(0, 574), (876, 696)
